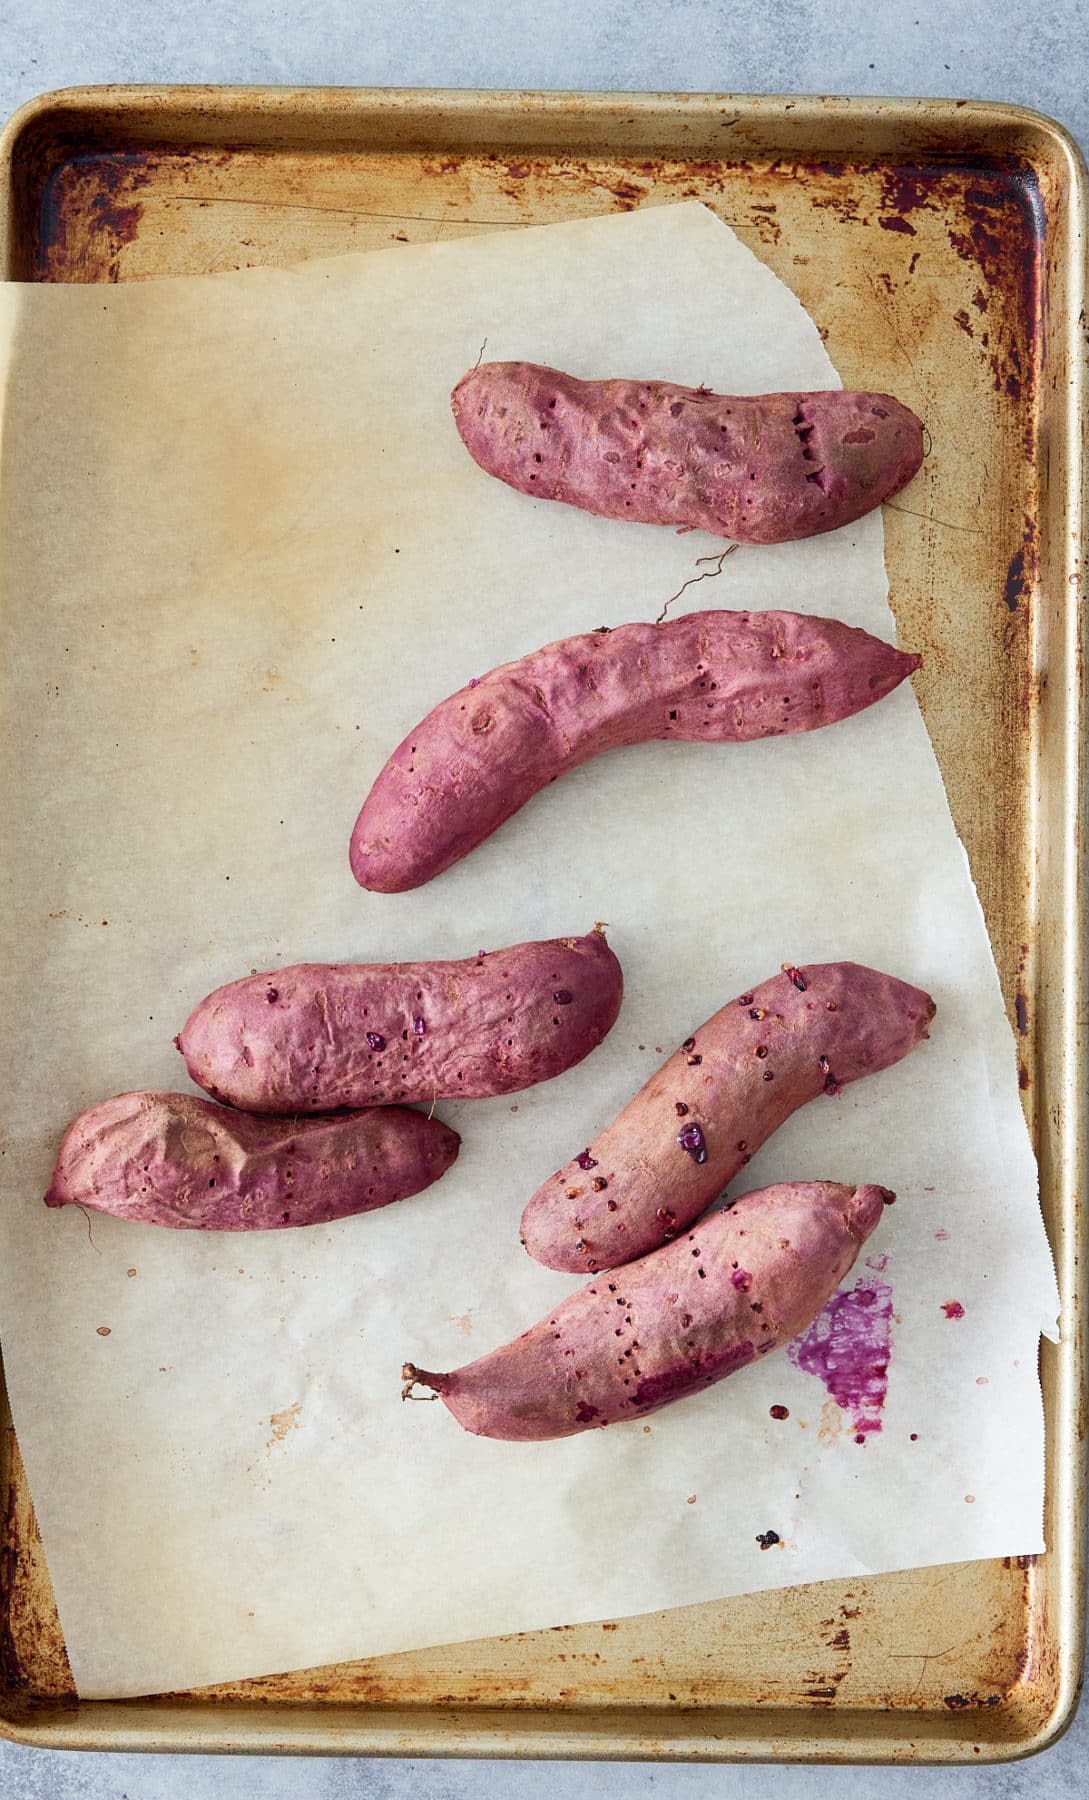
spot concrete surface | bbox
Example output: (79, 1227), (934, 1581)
(0, 0), (1084, 1792)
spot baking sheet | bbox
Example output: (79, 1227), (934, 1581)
(0, 200), (1059, 1699)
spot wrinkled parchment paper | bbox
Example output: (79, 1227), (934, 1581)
(0, 204), (1059, 1698)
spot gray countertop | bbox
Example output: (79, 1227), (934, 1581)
(1, 1), (1085, 1792)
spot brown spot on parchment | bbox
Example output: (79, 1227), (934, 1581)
(268, 1402), (302, 1446)
(817, 1396), (843, 1445)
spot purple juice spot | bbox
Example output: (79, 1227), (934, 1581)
(469, 676), (480, 688)
(934, 1228), (950, 1241)
(730, 1268), (752, 1293)
(677, 1121), (707, 1163)
(941, 1300), (965, 1320)
(575, 1399), (601, 1423)
(412, 1017), (426, 1036)
(366, 1032), (386, 1051)
(788, 1277), (893, 1441)
(575, 1149), (598, 1170)
(865, 1252), (889, 1273)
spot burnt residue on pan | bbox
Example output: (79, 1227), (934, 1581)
(943, 1691), (1004, 1709)
(948, 174), (1045, 415)
(38, 151), (157, 281)
(0, 1474), (20, 1693)
(420, 148), (737, 213)
(36, 148), (230, 283)
(0, 1434), (76, 1707)
(1004, 517), (1038, 613)
(777, 156), (1043, 433)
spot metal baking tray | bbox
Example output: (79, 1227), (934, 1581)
(0, 85), (1084, 1763)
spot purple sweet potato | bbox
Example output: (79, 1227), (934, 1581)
(350, 610), (919, 893)
(403, 1180), (890, 1440)
(176, 929), (622, 1114)
(520, 962), (934, 1274)
(452, 362), (924, 544)
(44, 1090), (459, 1230)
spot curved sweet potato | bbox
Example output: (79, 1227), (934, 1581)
(520, 962), (933, 1273)
(452, 362), (923, 543)
(403, 1180), (890, 1440)
(350, 610), (919, 893)
(44, 1091), (459, 1230)
(176, 929), (622, 1114)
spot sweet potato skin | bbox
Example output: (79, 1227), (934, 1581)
(350, 610), (919, 893)
(176, 930), (623, 1114)
(404, 1181), (888, 1440)
(452, 363), (924, 544)
(521, 962), (934, 1273)
(44, 1091), (460, 1230)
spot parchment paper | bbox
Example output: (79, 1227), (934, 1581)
(0, 203), (1059, 1699)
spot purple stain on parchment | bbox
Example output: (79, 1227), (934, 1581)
(864, 1252), (889, 1273)
(788, 1278), (894, 1442)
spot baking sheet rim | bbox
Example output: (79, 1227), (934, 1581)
(0, 83), (1083, 1763)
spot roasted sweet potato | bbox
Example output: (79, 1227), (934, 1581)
(520, 962), (934, 1273)
(403, 1180), (890, 1440)
(452, 362), (924, 543)
(350, 610), (919, 893)
(44, 1091), (459, 1230)
(176, 929), (623, 1114)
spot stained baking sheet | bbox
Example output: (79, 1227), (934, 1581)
(0, 87), (1084, 1762)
